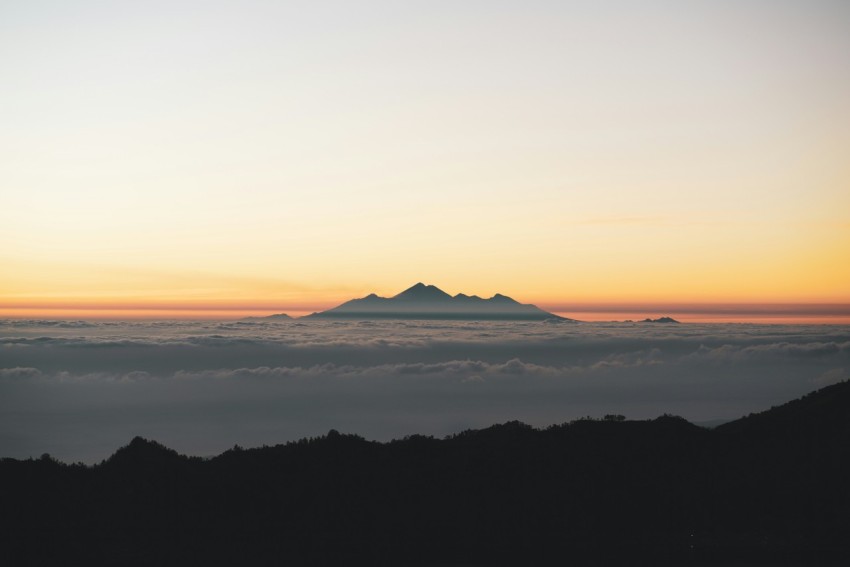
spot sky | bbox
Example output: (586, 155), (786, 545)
(3, 318), (849, 462)
(2, 1), (849, 319)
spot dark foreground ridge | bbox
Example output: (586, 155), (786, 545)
(2, 382), (849, 566)
(305, 282), (572, 321)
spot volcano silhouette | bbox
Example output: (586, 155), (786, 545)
(306, 283), (570, 321)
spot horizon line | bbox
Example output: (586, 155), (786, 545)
(2, 300), (850, 313)
(2, 301), (850, 324)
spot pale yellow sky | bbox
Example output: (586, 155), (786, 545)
(1, 1), (849, 318)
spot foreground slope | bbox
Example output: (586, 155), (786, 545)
(1, 382), (848, 566)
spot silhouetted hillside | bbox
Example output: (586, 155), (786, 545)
(1, 383), (848, 566)
(716, 378), (850, 440)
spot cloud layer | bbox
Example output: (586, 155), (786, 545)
(2, 319), (849, 462)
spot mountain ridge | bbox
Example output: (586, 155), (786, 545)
(306, 282), (571, 321)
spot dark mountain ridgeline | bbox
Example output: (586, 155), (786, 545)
(640, 316), (680, 323)
(306, 282), (572, 321)
(240, 313), (292, 320)
(2, 381), (848, 566)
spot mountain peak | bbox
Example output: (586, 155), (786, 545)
(104, 436), (182, 468)
(394, 283), (453, 302)
(640, 317), (679, 324)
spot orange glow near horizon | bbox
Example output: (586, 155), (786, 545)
(2, 267), (850, 323)
(2, 2), (849, 321)
(2, 297), (850, 324)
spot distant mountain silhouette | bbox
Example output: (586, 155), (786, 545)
(306, 282), (572, 321)
(2, 381), (848, 565)
(240, 313), (292, 321)
(640, 316), (680, 323)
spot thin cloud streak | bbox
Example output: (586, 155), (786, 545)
(542, 303), (850, 324)
(549, 303), (850, 315)
(569, 216), (670, 226)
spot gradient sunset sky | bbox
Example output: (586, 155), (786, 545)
(2, 1), (849, 320)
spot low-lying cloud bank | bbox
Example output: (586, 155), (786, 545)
(2, 320), (849, 462)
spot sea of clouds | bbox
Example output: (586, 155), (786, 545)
(2, 319), (849, 462)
